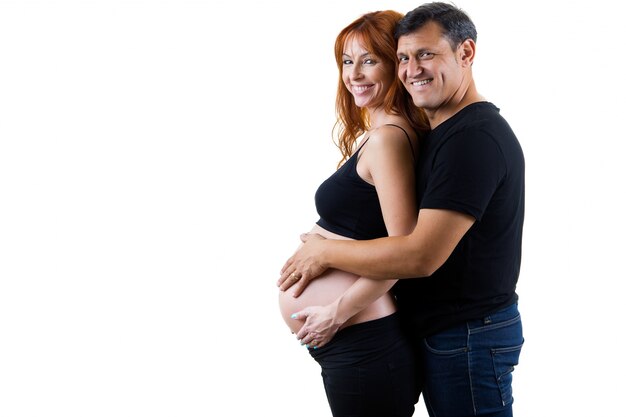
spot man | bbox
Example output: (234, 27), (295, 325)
(279, 3), (524, 417)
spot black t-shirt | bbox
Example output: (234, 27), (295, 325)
(393, 102), (525, 337)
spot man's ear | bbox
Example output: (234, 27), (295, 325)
(458, 38), (476, 67)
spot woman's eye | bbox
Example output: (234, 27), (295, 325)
(364, 58), (375, 65)
(343, 59), (353, 65)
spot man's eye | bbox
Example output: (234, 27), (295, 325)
(398, 56), (408, 63)
(419, 52), (434, 59)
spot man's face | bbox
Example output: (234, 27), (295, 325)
(396, 21), (467, 114)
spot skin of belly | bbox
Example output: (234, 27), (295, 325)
(278, 224), (396, 334)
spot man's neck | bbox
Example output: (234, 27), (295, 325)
(427, 80), (483, 129)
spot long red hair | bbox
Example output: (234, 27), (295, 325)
(333, 10), (429, 166)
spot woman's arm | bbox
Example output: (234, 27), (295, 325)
(293, 126), (418, 347)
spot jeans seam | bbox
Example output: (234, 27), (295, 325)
(491, 342), (523, 407)
(491, 341), (524, 354)
(469, 314), (521, 335)
(422, 339), (468, 355)
(467, 323), (477, 416)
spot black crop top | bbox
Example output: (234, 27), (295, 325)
(315, 125), (414, 240)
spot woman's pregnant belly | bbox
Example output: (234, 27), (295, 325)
(278, 224), (396, 334)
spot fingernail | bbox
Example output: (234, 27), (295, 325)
(290, 314), (297, 319)
(313, 346), (318, 350)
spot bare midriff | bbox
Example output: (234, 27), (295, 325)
(278, 224), (397, 334)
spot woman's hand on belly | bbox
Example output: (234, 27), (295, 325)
(292, 302), (343, 349)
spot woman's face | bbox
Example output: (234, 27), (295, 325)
(341, 37), (395, 110)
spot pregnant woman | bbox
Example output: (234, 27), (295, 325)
(277, 10), (428, 417)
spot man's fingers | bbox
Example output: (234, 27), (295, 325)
(277, 258), (295, 287)
(278, 271), (306, 294)
(290, 275), (309, 298)
(280, 255), (294, 275)
(278, 269), (303, 290)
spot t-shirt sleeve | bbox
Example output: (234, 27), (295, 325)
(420, 128), (506, 221)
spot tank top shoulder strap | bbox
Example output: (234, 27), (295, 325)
(354, 136), (371, 159)
(384, 123), (416, 161)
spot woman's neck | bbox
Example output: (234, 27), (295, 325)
(367, 106), (398, 130)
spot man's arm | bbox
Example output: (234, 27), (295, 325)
(279, 208), (475, 297)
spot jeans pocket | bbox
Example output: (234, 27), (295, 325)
(491, 341), (524, 406)
(422, 325), (468, 355)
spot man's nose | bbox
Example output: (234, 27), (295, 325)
(406, 57), (423, 78)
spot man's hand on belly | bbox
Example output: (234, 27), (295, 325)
(278, 233), (328, 296)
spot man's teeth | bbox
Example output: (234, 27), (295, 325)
(414, 79), (431, 86)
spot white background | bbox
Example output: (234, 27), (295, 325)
(1, 0), (624, 416)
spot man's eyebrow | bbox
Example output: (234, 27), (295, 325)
(398, 48), (432, 55)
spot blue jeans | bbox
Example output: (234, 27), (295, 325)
(420, 303), (524, 417)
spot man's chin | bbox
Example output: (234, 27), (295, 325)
(411, 98), (431, 109)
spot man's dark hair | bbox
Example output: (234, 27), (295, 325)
(395, 2), (477, 49)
